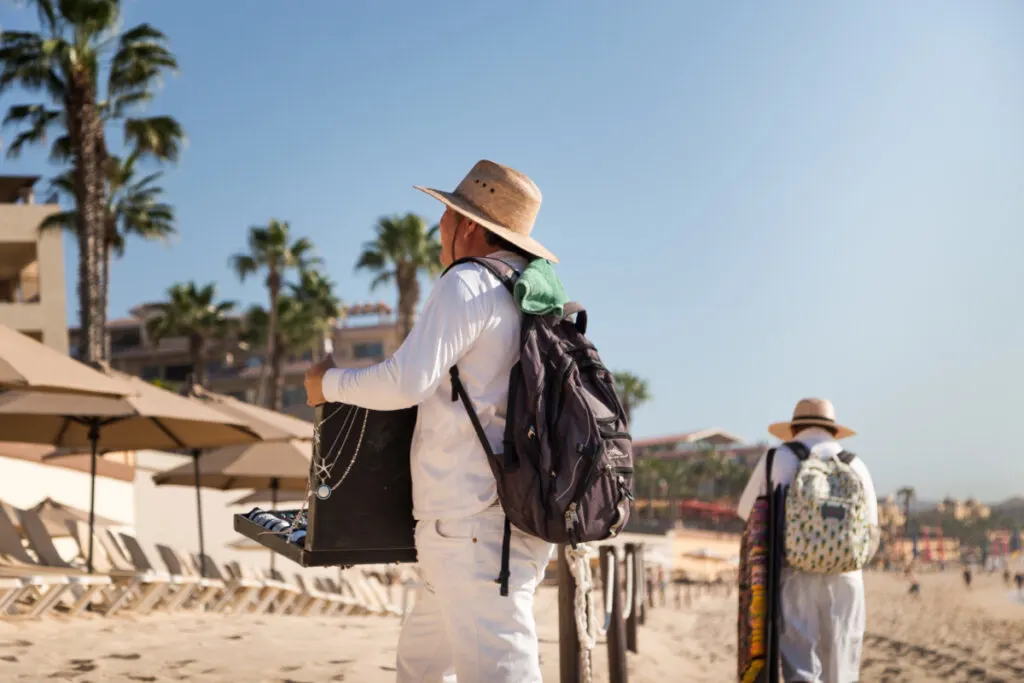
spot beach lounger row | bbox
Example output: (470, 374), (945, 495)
(0, 504), (411, 620)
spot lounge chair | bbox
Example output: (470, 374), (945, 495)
(192, 554), (264, 614)
(116, 532), (198, 612)
(15, 509), (113, 616)
(67, 521), (173, 616)
(223, 561), (289, 614)
(154, 545), (227, 612)
(264, 569), (306, 615)
(341, 568), (401, 616)
(0, 507), (75, 618)
(0, 577), (25, 615)
(290, 573), (338, 616)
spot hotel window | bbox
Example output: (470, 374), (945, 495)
(353, 342), (384, 360)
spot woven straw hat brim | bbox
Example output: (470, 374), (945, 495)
(414, 185), (558, 263)
(768, 418), (856, 441)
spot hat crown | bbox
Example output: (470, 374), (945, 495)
(791, 397), (837, 422)
(451, 160), (542, 237)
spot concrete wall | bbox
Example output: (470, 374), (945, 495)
(0, 203), (68, 353)
(0, 453), (135, 560)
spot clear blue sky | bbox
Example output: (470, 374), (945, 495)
(2, 1), (1022, 501)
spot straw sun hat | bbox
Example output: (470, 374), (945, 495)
(414, 159), (558, 263)
(768, 397), (856, 440)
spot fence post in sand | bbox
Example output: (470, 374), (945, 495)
(624, 543), (639, 654)
(636, 543), (647, 625)
(557, 544), (581, 682)
(600, 546), (628, 683)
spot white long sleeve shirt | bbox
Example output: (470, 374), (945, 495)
(321, 251), (527, 522)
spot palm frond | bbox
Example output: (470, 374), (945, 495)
(0, 31), (67, 99)
(123, 115), (185, 162)
(33, 0), (60, 33)
(48, 133), (72, 161)
(2, 104), (62, 158)
(59, 0), (120, 36)
(38, 209), (77, 234)
(229, 254), (260, 281)
(369, 271), (395, 291)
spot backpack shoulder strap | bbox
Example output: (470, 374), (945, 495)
(442, 256), (519, 295)
(836, 450), (856, 465)
(764, 447), (777, 492)
(784, 441), (811, 461)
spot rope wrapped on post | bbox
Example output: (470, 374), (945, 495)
(565, 543), (598, 683)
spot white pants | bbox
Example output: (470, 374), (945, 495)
(779, 569), (866, 683)
(396, 504), (555, 683)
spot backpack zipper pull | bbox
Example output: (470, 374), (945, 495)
(617, 475), (635, 501)
(565, 502), (579, 532)
(565, 502), (581, 547)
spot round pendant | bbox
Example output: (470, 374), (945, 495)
(315, 484), (332, 500)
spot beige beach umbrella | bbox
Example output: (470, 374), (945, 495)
(228, 488), (306, 507)
(183, 383), (313, 441)
(152, 439), (311, 491)
(0, 368), (259, 572)
(0, 324), (131, 397)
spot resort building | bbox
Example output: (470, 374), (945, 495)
(632, 429), (769, 468)
(0, 175), (67, 353)
(70, 301), (401, 420)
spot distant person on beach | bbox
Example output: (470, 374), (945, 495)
(1014, 573), (1023, 594)
(905, 564), (921, 598)
(737, 398), (880, 683)
(304, 161), (560, 682)
(963, 566), (973, 588)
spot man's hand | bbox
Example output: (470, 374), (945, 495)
(304, 354), (336, 406)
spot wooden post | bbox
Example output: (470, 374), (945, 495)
(557, 544), (581, 683)
(601, 546), (628, 683)
(624, 543), (639, 654)
(637, 544), (647, 625)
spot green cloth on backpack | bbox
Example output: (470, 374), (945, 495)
(514, 259), (569, 316)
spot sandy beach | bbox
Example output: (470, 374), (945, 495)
(0, 570), (1020, 682)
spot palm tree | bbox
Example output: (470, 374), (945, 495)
(229, 220), (319, 408)
(355, 213), (442, 342)
(289, 269), (342, 356)
(145, 282), (235, 388)
(0, 1), (184, 362)
(896, 486), (916, 538)
(41, 151), (175, 355)
(242, 295), (325, 409)
(612, 371), (652, 427)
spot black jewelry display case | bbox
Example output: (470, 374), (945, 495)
(233, 403), (418, 567)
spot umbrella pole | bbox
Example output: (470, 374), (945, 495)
(193, 449), (205, 578)
(270, 478), (279, 573)
(87, 422), (100, 574)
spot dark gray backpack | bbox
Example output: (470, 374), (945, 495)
(444, 256), (635, 595)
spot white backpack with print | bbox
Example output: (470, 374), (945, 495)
(783, 442), (873, 574)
